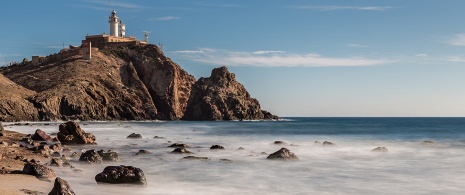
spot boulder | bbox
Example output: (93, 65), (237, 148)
(31, 129), (52, 142)
(267, 148), (299, 160)
(323, 141), (334, 146)
(50, 158), (64, 167)
(210, 145), (225, 150)
(0, 122), (4, 136)
(79, 149), (102, 163)
(153, 135), (165, 139)
(183, 66), (276, 120)
(95, 165), (146, 185)
(48, 177), (76, 195)
(23, 162), (56, 180)
(172, 148), (192, 154)
(168, 143), (188, 148)
(127, 133), (142, 139)
(50, 143), (62, 153)
(135, 149), (150, 155)
(97, 150), (119, 161)
(371, 147), (389, 152)
(274, 141), (286, 145)
(57, 121), (96, 144)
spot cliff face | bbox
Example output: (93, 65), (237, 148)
(0, 45), (276, 121)
(112, 46), (195, 120)
(183, 66), (276, 120)
(2, 50), (157, 121)
(0, 73), (38, 121)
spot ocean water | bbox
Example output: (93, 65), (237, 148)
(5, 117), (465, 195)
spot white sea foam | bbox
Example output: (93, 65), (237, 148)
(5, 122), (465, 194)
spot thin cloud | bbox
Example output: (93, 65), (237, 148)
(445, 56), (465, 62)
(171, 48), (392, 67)
(78, 0), (142, 10)
(152, 16), (180, 21)
(347, 44), (369, 48)
(445, 33), (465, 46)
(293, 5), (393, 11)
(415, 54), (429, 57)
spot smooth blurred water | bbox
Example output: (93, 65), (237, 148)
(6, 117), (465, 194)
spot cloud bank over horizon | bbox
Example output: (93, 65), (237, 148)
(171, 48), (391, 67)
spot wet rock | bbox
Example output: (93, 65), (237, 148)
(48, 177), (76, 195)
(267, 148), (299, 160)
(21, 137), (34, 145)
(0, 122), (4, 136)
(23, 162), (56, 180)
(51, 152), (61, 158)
(31, 129), (52, 142)
(371, 147), (389, 152)
(210, 145), (225, 150)
(172, 148), (192, 154)
(274, 141), (286, 145)
(127, 133), (142, 139)
(79, 149), (102, 163)
(260, 152), (268, 155)
(153, 135), (165, 139)
(50, 143), (62, 153)
(70, 152), (79, 158)
(95, 165), (146, 185)
(168, 143), (188, 148)
(220, 159), (233, 162)
(422, 140), (436, 145)
(314, 141), (320, 144)
(238, 147), (245, 150)
(97, 150), (119, 161)
(181, 156), (209, 160)
(50, 158), (64, 167)
(323, 141), (334, 146)
(57, 121), (96, 144)
(135, 149), (150, 155)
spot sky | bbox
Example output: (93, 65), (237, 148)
(1, 0), (465, 117)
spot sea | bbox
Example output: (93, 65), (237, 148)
(5, 117), (465, 195)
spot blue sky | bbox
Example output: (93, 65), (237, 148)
(1, 0), (465, 117)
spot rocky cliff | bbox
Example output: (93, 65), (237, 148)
(0, 45), (276, 121)
(184, 66), (277, 120)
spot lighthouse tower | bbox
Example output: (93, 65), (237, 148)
(109, 10), (119, 37)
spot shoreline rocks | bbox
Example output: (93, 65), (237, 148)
(23, 161), (56, 180)
(95, 165), (147, 185)
(48, 177), (76, 195)
(127, 133), (142, 139)
(57, 121), (96, 144)
(267, 148), (299, 160)
(371, 147), (389, 152)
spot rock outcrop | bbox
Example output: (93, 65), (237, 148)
(57, 121), (96, 144)
(0, 73), (38, 121)
(31, 129), (52, 142)
(0, 45), (276, 121)
(48, 177), (76, 195)
(23, 162), (57, 180)
(267, 148), (299, 160)
(79, 149), (102, 163)
(371, 147), (388, 152)
(184, 66), (276, 120)
(95, 165), (146, 185)
(112, 45), (196, 120)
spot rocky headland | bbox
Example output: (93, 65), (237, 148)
(0, 44), (276, 121)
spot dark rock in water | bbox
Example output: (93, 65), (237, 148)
(238, 147), (245, 150)
(57, 121), (96, 144)
(181, 156), (209, 160)
(274, 141), (286, 145)
(183, 66), (276, 121)
(168, 143), (188, 148)
(95, 165), (146, 185)
(422, 140), (436, 145)
(127, 133), (142, 139)
(50, 158), (64, 167)
(48, 177), (76, 195)
(31, 129), (52, 142)
(261, 152), (268, 155)
(220, 159), (233, 162)
(0, 122), (4, 136)
(23, 162), (56, 180)
(323, 141), (334, 146)
(97, 150), (119, 161)
(210, 145), (225, 150)
(172, 148), (192, 154)
(79, 149), (102, 163)
(71, 152), (79, 158)
(51, 152), (61, 158)
(50, 143), (62, 152)
(135, 149), (150, 155)
(371, 147), (389, 152)
(153, 135), (165, 139)
(267, 148), (299, 160)
(314, 141), (320, 144)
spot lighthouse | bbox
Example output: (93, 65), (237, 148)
(109, 10), (119, 37)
